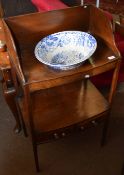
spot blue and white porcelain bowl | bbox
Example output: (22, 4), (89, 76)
(34, 31), (97, 70)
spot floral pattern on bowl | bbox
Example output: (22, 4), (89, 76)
(34, 31), (97, 70)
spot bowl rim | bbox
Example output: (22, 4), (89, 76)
(34, 30), (97, 68)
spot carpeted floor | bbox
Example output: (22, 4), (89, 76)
(0, 83), (124, 175)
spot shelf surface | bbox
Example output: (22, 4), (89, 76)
(19, 80), (109, 133)
(21, 37), (118, 91)
(4, 6), (120, 92)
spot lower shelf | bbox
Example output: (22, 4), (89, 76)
(18, 80), (109, 137)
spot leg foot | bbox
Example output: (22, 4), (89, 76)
(14, 123), (21, 134)
(33, 143), (40, 172)
(101, 116), (109, 146)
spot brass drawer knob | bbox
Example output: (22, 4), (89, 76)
(80, 126), (84, 130)
(54, 133), (59, 139)
(91, 120), (97, 126)
(62, 132), (66, 137)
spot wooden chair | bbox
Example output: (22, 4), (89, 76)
(2, 5), (121, 172)
(0, 0), (37, 133)
(0, 19), (22, 133)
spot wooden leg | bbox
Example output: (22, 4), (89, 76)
(23, 86), (40, 172)
(101, 112), (110, 146)
(3, 84), (21, 133)
(32, 143), (40, 172)
(121, 162), (124, 175)
(19, 112), (28, 137)
(15, 97), (28, 137)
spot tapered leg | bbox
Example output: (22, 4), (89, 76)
(32, 143), (40, 172)
(121, 162), (124, 175)
(15, 96), (28, 137)
(20, 114), (28, 137)
(101, 113), (110, 146)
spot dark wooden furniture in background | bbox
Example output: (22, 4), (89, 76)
(0, 0), (37, 133)
(118, 14), (124, 175)
(0, 0), (37, 17)
(99, 0), (124, 15)
(2, 5), (121, 172)
(0, 20), (22, 133)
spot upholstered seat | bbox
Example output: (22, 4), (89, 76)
(31, 0), (68, 11)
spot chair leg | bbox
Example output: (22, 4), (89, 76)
(101, 114), (110, 146)
(32, 143), (40, 172)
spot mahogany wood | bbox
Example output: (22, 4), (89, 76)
(4, 6), (119, 92)
(0, 20), (21, 133)
(19, 80), (109, 133)
(2, 5), (121, 172)
(2, 81), (21, 133)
